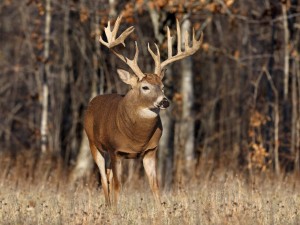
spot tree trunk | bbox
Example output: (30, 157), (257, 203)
(180, 16), (195, 179)
(265, 69), (280, 175)
(291, 59), (298, 170)
(203, 16), (216, 158)
(295, 60), (300, 173)
(40, 0), (51, 153)
(282, 2), (290, 100)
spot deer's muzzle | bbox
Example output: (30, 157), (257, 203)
(158, 97), (170, 109)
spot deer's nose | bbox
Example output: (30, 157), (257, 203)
(159, 97), (170, 109)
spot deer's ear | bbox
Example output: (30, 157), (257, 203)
(117, 69), (138, 87)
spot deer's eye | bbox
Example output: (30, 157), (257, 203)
(142, 86), (150, 91)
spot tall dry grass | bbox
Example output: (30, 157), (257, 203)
(0, 152), (299, 224)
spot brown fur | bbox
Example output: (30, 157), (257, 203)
(84, 74), (165, 206)
(85, 94), (162, 154)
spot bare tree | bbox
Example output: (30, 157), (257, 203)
(265, 68), (280, 175)
(291, 59), (298, 172)
(281, 2), (290, 100)
(176, 15), (196, 179)
(40, 0), (52, 153)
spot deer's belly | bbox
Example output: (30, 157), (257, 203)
(95, 126), (159, 155)
(117, 151), (142, 159)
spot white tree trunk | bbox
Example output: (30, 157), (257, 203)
(282, 3), (290, 100)
(108, 0), (117, 18)
(294, 60), (300, 172)
(41, 0), (51, 153)
(265, 69), (280, 175)
(70, 131), (94, 182)
(180, 17), (195, 177)
(291, 61), (297, 153)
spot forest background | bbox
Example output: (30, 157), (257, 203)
(1, 0), (300, 196)
(2, 0), (300, 224)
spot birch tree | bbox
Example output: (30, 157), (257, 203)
(40, 0), (51, 153)
(180, 16), (195, 178)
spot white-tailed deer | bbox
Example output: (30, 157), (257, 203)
(84, 16), (203, 206)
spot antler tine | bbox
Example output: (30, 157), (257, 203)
(148, 43), (161, 75)
(99, 16), (145, 80)
(111, 42), (145, 80)
(129, 42), (145, 80)
(158, 19), (203, 75)
(111, 16), (122, 41)
(167, 27), (173, 59)
(99, 15), (135, 48)
(176, 19), (182, 54)
(133, 41), (139, 63)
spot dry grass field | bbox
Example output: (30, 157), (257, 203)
(1, 153), (300, 225)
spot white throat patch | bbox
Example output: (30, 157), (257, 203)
(138, 108), (159, 118)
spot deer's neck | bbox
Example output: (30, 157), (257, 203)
(116, 94), (159, 145)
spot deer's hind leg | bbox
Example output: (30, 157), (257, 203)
(105, 155), (113, 202)
(90, 144), (111, 206)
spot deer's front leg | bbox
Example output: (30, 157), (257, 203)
(143, 148), (161, 205)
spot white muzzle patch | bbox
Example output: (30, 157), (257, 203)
(153, 96), (165, 108)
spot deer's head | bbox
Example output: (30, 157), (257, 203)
(99, 16), (203, 113)
(116, 69), (169, 111)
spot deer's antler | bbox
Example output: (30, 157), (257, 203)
(99, 16), (145, 80)
(99, 16), (134, 48)
(100, 17), (203, 80)
(148, 19), (203, 76)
